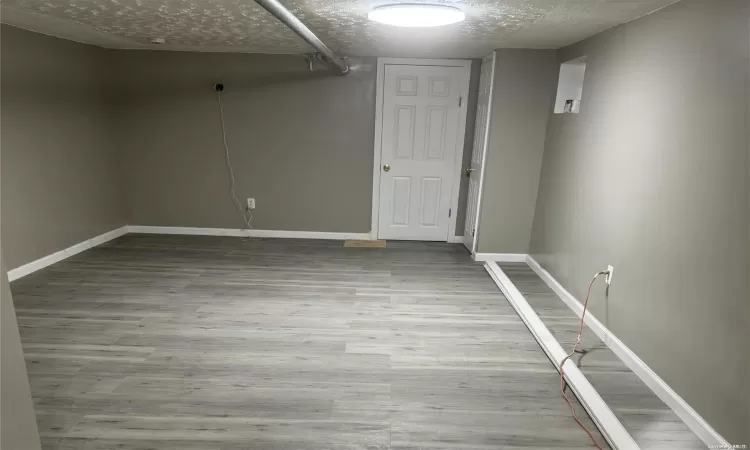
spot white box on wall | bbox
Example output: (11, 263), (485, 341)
(554, 57), (587, 114)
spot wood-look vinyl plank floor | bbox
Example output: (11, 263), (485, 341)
(13, 235), (608, 449)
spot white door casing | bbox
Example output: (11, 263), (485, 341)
(372, 59), (471, 241)
(464, 53), (496, 253)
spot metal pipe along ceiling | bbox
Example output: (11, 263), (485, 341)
(253, 0), (350, 75)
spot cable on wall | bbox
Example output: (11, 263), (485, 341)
(559, 270), (609, 450)
(215, 84), (253, 231)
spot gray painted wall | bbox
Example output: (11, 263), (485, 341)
(0, 257), (41, 450)
(1, 27), (478, 265)
(0, 25), (126, 269)
(529, 0), (750, 443)
(113, 52), (478, 236)
(476, 49), (557, 253)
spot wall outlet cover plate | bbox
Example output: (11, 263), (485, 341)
(605, 265), (614, 285)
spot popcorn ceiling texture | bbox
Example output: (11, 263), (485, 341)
(1, 0), (677, 57)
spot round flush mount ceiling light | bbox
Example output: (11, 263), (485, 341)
(368, 4), (465, 27)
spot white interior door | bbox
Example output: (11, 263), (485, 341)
(464, 54), (495, 252)
(377, 64), (466, 241)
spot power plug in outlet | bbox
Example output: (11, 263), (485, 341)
(246, 198), (256, 210)
(605, 265), (614, 286)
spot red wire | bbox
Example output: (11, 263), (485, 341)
(559, 272), (607, 450)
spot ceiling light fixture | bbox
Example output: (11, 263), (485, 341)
(368, 4), (465, 27)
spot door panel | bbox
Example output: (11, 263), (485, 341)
(425, 106), (448, 160)
(463, 55), (495, 251)
(394, 106), (416, 159)
(390, 177), (411, 226)
(419, 177), (442, 227)
(378, 64), (465, 241)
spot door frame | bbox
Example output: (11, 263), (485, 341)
(467, 52), (497, 255)
(371, 57), (472, 242)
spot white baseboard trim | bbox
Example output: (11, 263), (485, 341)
(127, 226), (373, 241)
(9, 225), (470, 281)
(525, 255), (729, 448)
(473, 252), (527, 262)
(450, 236), (465, 244)
(484, 262), (638, 450)
(7, 226), (128, 282)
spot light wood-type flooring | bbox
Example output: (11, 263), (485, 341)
(13, 235), (608, 449)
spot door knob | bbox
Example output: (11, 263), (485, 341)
(383, 164), (391, 172)
(465, 168), (475, 177)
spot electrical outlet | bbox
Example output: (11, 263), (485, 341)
(605, 265), (614, 286)
(246, 198), (256, 210)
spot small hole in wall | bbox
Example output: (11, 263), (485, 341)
(554, 57), (587, 114)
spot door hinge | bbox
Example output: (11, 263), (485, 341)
(458, 96), (462, 107)
(472, 228), (475, 237)
(449, 208), (452, 218)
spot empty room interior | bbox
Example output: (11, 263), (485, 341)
(1, 0), (749, 448)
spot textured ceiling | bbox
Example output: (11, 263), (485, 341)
(1, 0), (678, 57)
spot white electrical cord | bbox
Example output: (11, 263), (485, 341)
(216, 90), (253, 230)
